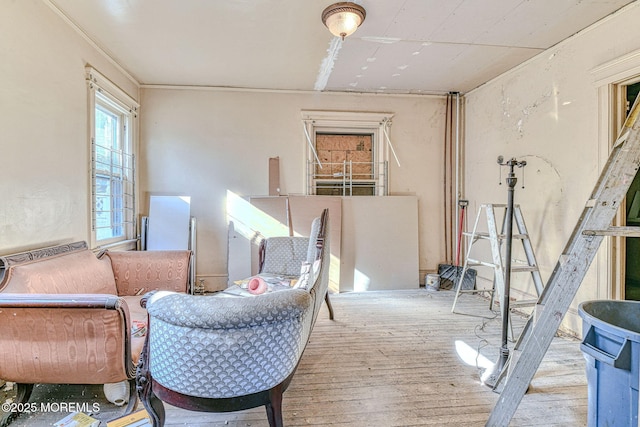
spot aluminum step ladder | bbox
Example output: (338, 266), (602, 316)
(486, 97), (640, 426)
(451, 204), (544, 339)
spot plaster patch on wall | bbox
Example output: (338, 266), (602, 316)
(501, 86), (511, 119)
(501, 85), (554, 138)
(517, 91), (554, 137)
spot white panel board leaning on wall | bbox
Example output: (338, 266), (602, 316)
(147, 195), (192, 250)
(341, 196), (420, 292)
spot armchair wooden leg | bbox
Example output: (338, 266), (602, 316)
(137, 345), (165, 426)
(265, 384), (284, 427)
(138, 382), (165, 427)
(144, 391), (165, 427)
(325, 292), (335, 320)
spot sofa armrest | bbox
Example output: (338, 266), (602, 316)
(104, 250), (192, 296)
(143, 290), (314, 399)
(0, 292), (122, 308)
(0, 293), (135, 384)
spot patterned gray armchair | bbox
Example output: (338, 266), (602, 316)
(136, 209), (331, 427)
(258, 213), (334, 320)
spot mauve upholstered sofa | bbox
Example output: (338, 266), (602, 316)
(0, 241), (192, 424)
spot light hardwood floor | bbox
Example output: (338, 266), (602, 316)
(5, 289), (587, 426)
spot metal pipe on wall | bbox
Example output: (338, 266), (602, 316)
(443, 94), (452, 263)
(443, 92), (464, 265)
(454, 92), (463, 259)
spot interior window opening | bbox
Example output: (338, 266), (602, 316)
(302, 110), (395, 197)
(87, 67), (138, 249)
(313, 132), (378, 196)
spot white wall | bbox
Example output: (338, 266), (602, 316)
(139, 88), (447, 289)
(464, 3), (640, 334)
(0, 1), (447, 290)
(0, 0), (139, 254)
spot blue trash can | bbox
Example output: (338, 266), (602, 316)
(579, 300), (640, 427)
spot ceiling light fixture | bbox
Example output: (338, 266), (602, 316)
(322, 2), (366, 41)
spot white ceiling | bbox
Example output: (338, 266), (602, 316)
(50, 0), (635, 95)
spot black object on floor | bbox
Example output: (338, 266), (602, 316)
(438, 263), (476, 290)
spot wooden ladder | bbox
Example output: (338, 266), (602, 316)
(452, 204), (544, 340)
(486, 98), (640, 426)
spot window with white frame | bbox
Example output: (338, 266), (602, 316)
(301, 110), (396, 196)
(87, 68), (138, 248)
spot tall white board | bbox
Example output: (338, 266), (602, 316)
(147, 195), (191, 250)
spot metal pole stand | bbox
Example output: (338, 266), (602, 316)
(483, 156), (527, 389)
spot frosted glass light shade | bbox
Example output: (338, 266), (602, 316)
(322, 2), (366, 40)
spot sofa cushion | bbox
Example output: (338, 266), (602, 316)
(106, 250), (191, 295)
(1, 250), (117, 295)
(260, 237), (309, 276)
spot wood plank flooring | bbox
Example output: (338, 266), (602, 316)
(4, 289), (587, 426)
